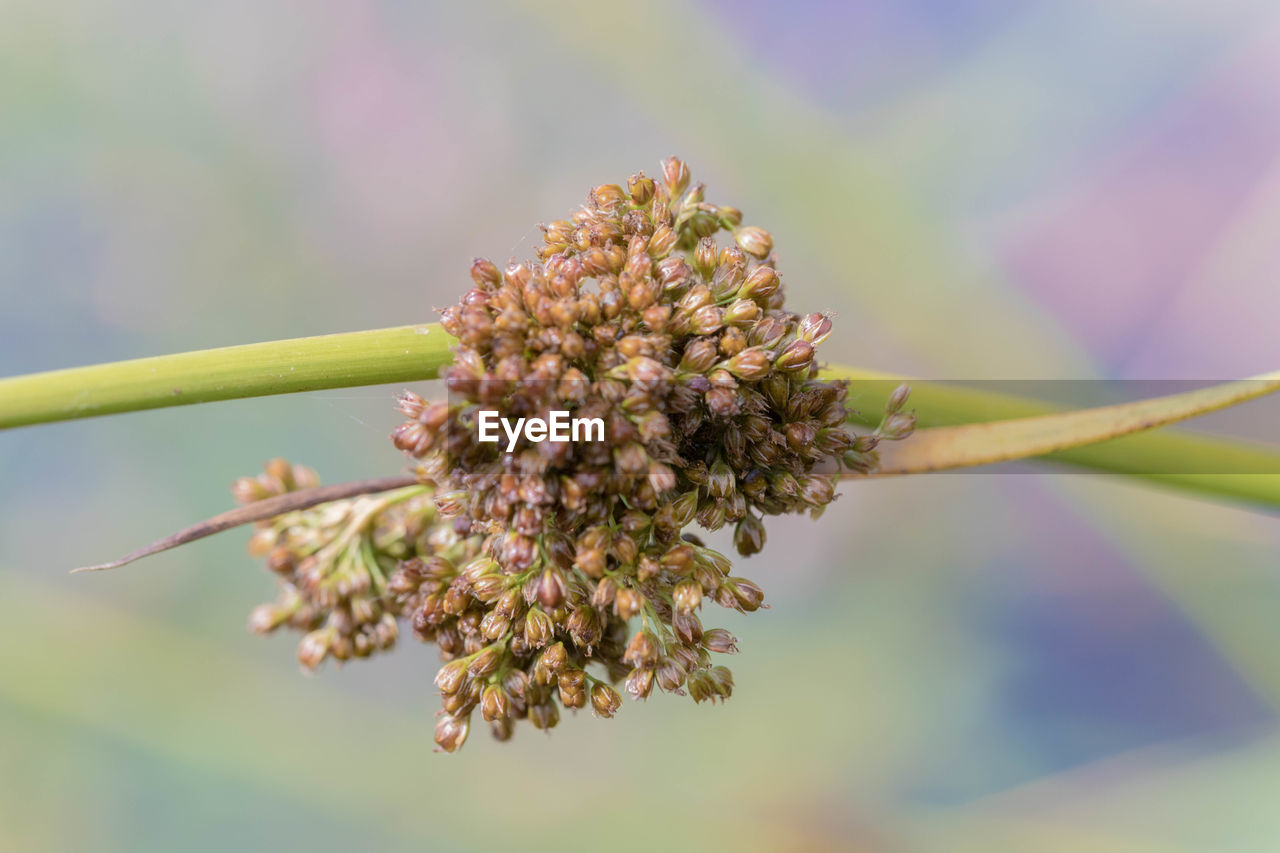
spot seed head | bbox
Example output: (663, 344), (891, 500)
(242, 158), (912, 750)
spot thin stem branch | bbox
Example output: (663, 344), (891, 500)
(71, 475), (421, 574)
(0, 325), (455, 429)
(824, 365), (1280, 509)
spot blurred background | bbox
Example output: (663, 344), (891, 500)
(3, 1), (1280, 850)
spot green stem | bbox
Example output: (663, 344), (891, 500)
(1, 325), (1277, 511)
(824, 365), (1280, 510)
(0, 324), (455, 429)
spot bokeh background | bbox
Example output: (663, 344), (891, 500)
(3, 1), (1280, 850)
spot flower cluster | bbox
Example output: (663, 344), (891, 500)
(244, 158), (913, 752)
(239, 459), (436, 666)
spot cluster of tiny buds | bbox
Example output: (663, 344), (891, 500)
(243, 158), (914, 753)
(389, 158), (913, 750)
(239, 460), (441, 670)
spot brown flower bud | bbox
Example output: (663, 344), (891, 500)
(434, 713), (471, 752)
(725, 348), (772, 381)
(648, 223), (677, 259)
(591, 576), (618, 609)
(708, 459), (735, 499)
(591, 183), (627, 211)
(434, 490), (468, 516)
(628, 172), (655, 206)
(680, 339), (719, 373)
(723, 297), (762, 327)
(691, 305), (724, 335)
(536, 566), (568, 609)
(481, 684), (510, 722)
(734, 226), (773, 258)
(468, 640), (501, 676)
(693, 237), (718, 279)
(524, 608), (555, 647)
(775, 340), (815, 373)
(541, 642), (568, 675)
(624, 630), (661, 667)
(471, 257), (502, 288)
(590, 682), (623, 718)
(480, 610), (511, 641)
(724, 578), (766, 612)
(296, 629), (331, 671)
(567, 605), (602, 649)
(701, 628), (739, 654)
(880, 411), (917, 441)
(248, 604), (287, 635)
(797, 312), (833, 344)
(798, 474), (836, 506)
(672, 608), (703, 645)
(661, 156), (691, 197)
(625, 667), (655, 701)
(733, 514), (766, 556)
(434, 657), (471, 694)
(615, 587), (645, 620)
(656, 658), (687, 692)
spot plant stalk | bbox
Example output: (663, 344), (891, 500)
(0, 324), (455, 429)
(2, 325), (1278, 510)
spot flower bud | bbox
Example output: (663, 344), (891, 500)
(734, 226), (773, 259)
(725, 348), (771, 381)
(540, 642), (568, 675)
(797, 312), (833, 345)
(468, 644), (503, 678)
(624, 630), (661, 666)
(724, 578), (766, 612)
(628, 172), (655, 206)
(648, 223), (677, 259)
(590, 682), (623, 718)
(880, 411), (917, 441)
(434, 713), (471, 753)
(708, 459), (735, 499)
(737, 266), (779, 305)
(679, 339), (719, 373)
(702, 628), (739, 654)
(691, 305), (724, 335)
(693, 236), (718, 279)
(248, 604), (287, 634)
(673, 608), (703, 645)
(615, 587), (645, 620)
(724, 297), (761, 327)
(297, 629), (332, 671)
(661, 156), (690, 197)
(434, 658), (470, 694)
(798, 474), (836, 506)
(626, 667), (655, 701)
(591, 576), (617, 609)
(536, 566), (567, 609)
(567, 605), (602, 649)
(478, 610), (509, 642)
(673, 579), (703, 612)
(885, 383), (911, 414)
(481, 684), (510, 722)
(591, 183), (627, 211)
(434, 490), (468, 516)
(524, 608), (554, 647)
(733, 514), (766, 556)
(471, 257), (502, 288)
(775, 340), (815, 373)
